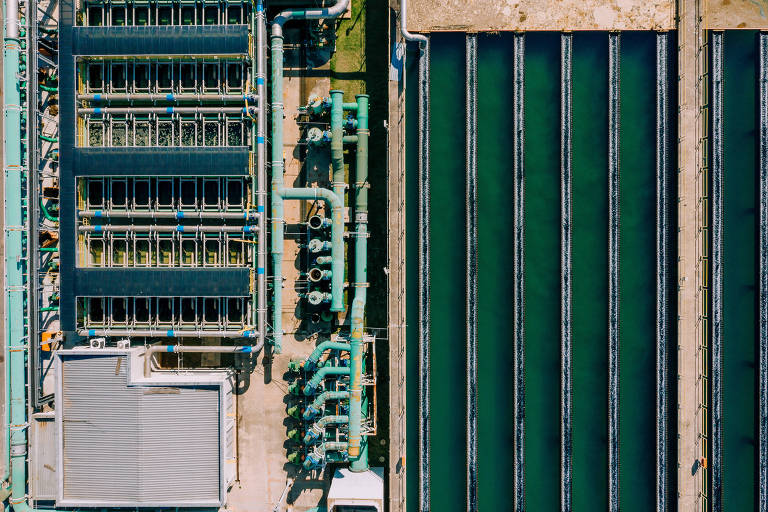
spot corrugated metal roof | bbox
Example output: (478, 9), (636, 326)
(56, 350), (229, 508)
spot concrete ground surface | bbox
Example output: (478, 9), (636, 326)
(226, 25), (337, 512)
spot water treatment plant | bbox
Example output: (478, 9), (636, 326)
(0, 0), (767, 510)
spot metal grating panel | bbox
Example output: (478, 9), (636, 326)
(30, 413), (57, 501)
(59, 354), (222, 507)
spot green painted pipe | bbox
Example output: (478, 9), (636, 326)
(40, 135), (57, 143)
(342, 102), (358, 111)
(40, 198), (58, 222)
(328, 89), (346, 312)
(303, 414), (348, 444)
(348, 94), (369, 472)
(303, 441), (348, 470)
(39, 247), (57, 252)
(38, 84), (57, 93)
(304, 366), (350, 395)
(4, 8), (34, 508)
(303, 390), (349, 419)
(305, 341), (350, 369)
(270, 0), (350, 354)
(39, 306), (58, 312)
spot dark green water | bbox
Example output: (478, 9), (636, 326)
(618, 32), (657, 512)
(721, 29), (757, 511)
(405, 31), (672, 511)
(427, 33), (467, 512)
(476, 34), (516, 511)
(522, 32), (563, 511)
(571, 32), (609, 511)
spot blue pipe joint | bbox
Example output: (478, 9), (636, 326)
(303, 452), (323, 470)
(344, 114), (358, 130)
(303, 405), (321, 420)
(303, 429), (321, 445)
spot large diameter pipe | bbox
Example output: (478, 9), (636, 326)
(4, 6), (31, 509)
(270, 0), (350, 354)
(348, 94), (369, 472)
(271, 0), (350, 38)
(303, 390), (350, 419)
(303, 415), (349, 444)
(304, 366), (351, 395)
(255, 0), (268, 358)
(78, 210), (259, 220)
(303, 441), (349, 470)
(305, 341), (351, 370)
(142, 343), (259, 377)
(400, 0), (427, 44)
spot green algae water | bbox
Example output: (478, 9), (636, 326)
(571, 32), (609, 512)
(522, 32), (563, 511)
(427, 33), (467, 512)
(405, 31), (674, 511)
(618, 31), (657, 512)
(721, 29), (757, 511)
(476, 34), (516, 511)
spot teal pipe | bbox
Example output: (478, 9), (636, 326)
(270, 0), (350, 352)
(39, 247), (57, 252)
(327, 90), (346, 312)
(303, 366), (350, 395)
(4, 4), (33, 507)
(303, 414), (349, 444)
(40, 198), (58, 222)
(303, 390), (349, 419)
(305, 341), (350, 370)
(303, 441), (348, 470)
(39, 306), (58, 312)
(342, 102), (358, 111)
(348, 94), (369, 471)
(40, 135), (57, 143)
(38, 84), (57, 93)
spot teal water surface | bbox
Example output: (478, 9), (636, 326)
(405, 31), (674, 511)
(618, 31), (657, 512)
(522, 32), (562, 511)
(571, 31), (609, 511)
(721, 29), (757, 511)
(427, 32), (467, 512)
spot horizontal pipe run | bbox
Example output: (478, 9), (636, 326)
(78, 210), (260, 220)
(78, 224), (258, 233)
(80, 329), (259, 340)
(79, 106), (253, 115)
(143, 343), (261, 377)
(304, 366), (351, 395)
(79, 93), (258, 103)
(303, 390), (350, 419)
(305, 341), (351, 370)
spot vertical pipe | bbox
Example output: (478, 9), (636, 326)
(255, 0), (267, 352)
(758, 29), (768, 512)
(464, 32), (479, 512)
(348, 94), (369, 472)
(560, 31), (573, 512)
(329, 90), (347, 312)
(270, 28), (286, 353)
(512, 31), (526, 512)
(655, 30), (670, 512)
(711, 30), (724, 512)
(608, 31), (621, 512)
(4, 0), (31, 507)
(417, 38), (432, 512)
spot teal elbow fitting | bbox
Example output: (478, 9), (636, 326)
(305, 341), (351, 370)
(304, 366), (351, 395)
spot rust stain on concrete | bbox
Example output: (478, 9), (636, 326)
(706, 0), (768, 29)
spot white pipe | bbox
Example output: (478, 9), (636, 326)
(400, 0), (426, 44)
(142, 343), (258, 377)
(79, 106), (251, 115)
(79, 93), (257, 102)
(78, 210), (259, 220)
(5, 0), (19, 39)
(271, 0), (350, 38)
